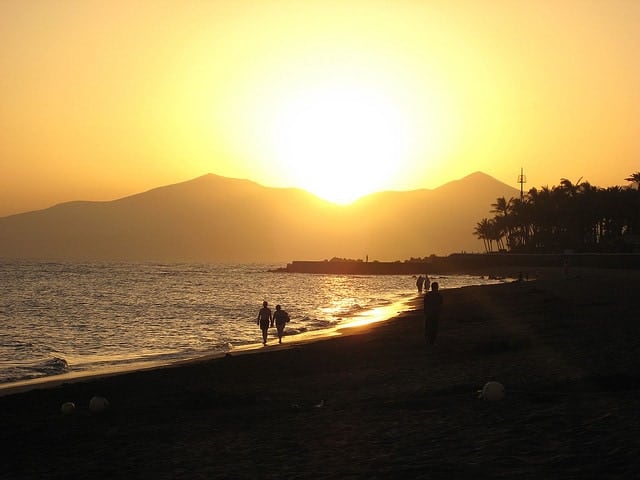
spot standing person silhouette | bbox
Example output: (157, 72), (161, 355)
(423, 282), (443, 344)
(256, 301), (272, 345)
(273, 304), (290, 344)
(416, 275), (425, 293)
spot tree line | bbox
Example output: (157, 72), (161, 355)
(474, 172), (640, 254)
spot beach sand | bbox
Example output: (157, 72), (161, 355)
(1, 267), (639, 479)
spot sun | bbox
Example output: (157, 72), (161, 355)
(270, 81), (412, 204)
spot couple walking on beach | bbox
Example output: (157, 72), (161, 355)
(257, 301), (290, 345)
(416, 274), (430, 294)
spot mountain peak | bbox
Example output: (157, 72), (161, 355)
(439, 171), (519, 196)
(0, 171), (517, 261)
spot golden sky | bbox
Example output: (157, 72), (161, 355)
(1, 0), (639, 216)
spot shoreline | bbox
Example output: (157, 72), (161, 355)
(0, 295), (417, 398)
(2, 268), (639, 478)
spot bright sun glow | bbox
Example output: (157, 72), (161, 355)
(271, 82), (412, 204)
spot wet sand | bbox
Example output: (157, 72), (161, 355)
(1, 267), (639, 479)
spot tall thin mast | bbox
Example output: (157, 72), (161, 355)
(517, 167), (527, 200)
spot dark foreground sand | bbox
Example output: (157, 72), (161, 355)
(2, 268), (640, 479)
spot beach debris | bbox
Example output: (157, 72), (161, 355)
(60, 402), (76, 415)
(314, 400), (325, 408)
(89, 396), (110, 413)
(479, 381), (506, 401)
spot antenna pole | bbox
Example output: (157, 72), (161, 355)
(517, 168), (527, 200)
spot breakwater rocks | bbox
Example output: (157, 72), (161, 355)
(276, 260), (431, 275)
(275, 253), (640, 275)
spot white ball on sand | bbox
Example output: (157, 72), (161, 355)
(60, 402), (76, 415)
(89, 396), (110, 413)
(481, 381), (506, 401)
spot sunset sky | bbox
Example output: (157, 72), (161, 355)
(1, 0), (639, 217)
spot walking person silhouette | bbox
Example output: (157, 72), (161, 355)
(273, 304), (290, 344)
(256, 301), (272, 345)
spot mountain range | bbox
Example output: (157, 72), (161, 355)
(0, 172), (519, 262)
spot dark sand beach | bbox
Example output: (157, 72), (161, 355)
(2, 267), (639, 479)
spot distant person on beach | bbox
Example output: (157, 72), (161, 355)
(257, 301), (272, 345)
(416, 275), (425, 293)
(424, 282), (443, 344)
(273, 304), (290, 344)
(424, 274), (430, 292)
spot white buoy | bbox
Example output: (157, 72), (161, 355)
(89, 396), (110, 413)
(60, 402), (76, 415)
(481, 381), (505, 401)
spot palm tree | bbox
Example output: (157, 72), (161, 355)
(491, 196), (512, 217)
(473, 218), (493, 253)
(526, 186), (557, 252)
(556, 178), (589, 251)
(508, 196), (532, 251)
(559, 177), (583, 195)
(624, 172), (640, 239)
(576, 182), (600, 249)
(600, 186), (628, 250)
(625, 172), (640, 190)
(490, 196), (513, 250)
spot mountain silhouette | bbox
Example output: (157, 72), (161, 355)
(0, 172), (519, 262)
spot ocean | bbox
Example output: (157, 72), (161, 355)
(0, 261), (509, 387)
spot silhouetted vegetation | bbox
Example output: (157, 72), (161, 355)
(474, 173), (640, 253)
(405, 256), (437, 262)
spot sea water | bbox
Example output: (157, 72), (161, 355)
(0, 261), (508, 386)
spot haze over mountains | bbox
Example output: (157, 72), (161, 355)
(0, 172), (519, 262)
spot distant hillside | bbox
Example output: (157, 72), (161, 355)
(0, 172), (519, 262)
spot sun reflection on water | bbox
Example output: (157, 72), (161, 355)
(337, 302), (408, 330)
